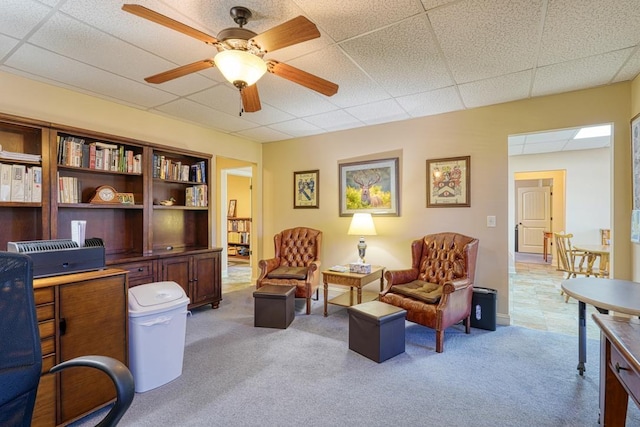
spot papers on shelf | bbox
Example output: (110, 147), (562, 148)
(0, 148), (41, 162)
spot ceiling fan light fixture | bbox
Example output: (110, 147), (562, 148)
(214, 49), (267, 88)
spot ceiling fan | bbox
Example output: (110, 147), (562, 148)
(122, 4), (339, 113)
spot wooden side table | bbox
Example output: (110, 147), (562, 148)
(543, 231), (553, 262)
(322, 266), (385, 317)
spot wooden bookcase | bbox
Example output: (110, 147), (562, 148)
(0, 112), (221, 309)
(227, 217), (251, 259)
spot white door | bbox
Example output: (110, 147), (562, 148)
(517, 186), (551, 253)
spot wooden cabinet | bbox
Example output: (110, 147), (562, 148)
(227, 217), (251, 259)
(32, 269), (128, 427)
(160, 250), (222, 309)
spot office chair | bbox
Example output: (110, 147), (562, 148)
(0, 252), (134, 427)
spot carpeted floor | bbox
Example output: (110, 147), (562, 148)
(72, 286), (640, 427)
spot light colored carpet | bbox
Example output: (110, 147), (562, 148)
(71, 287), (639, 427)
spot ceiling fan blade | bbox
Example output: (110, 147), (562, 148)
(122, 4), (218, 45)
(251, 16), (320, 53)
(241, 84), (261, 113)
(267, 60), (338, 97)
(145, 59), (214, 84)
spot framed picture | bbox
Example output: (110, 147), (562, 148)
(339, 157), (399, 216)
(632, 113), (640, 211)
(632, 210), (640, 243)
(117, 192), (135, 205)
(426, 156), (470, 208)
(228, 199), (237, 217)
(293, 170), (319, 209)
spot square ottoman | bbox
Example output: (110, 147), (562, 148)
(253, 285), (296, 329)
(348, 300), (407, 363)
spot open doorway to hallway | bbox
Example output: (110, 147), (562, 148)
(508, 124), (612, 334)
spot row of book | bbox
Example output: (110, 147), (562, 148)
(185, 185), (208, 207)
(57, 175), (80, 204)
(153, 154), (206, 183)
(57, 135), (142, 174)
(0, 145), (42, 163)
(228, 231), (250, 244)
(228, 219), (250, 232)
(0, 163), (42, 202)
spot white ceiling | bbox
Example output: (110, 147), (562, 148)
(508, 125), (612, 156)
(1, 0), (639, 144)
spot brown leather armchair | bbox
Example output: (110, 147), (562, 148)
(380, 232), (479, 353)
(257, 227), (322, 315)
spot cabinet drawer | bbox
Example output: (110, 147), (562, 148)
(610, 343), (640, 399)
(38, 319), (55, 340)
(41, 336), (55, 357)
(114, 260), (155, 286)
(37, 303), (54, 322)
(34, 287), (54, 305)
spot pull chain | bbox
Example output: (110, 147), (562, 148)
(238, 89), (244, 116)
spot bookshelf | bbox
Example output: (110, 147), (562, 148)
(228, 217), (251, 259)
(0, 112), (221, 308)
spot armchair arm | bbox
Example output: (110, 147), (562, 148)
(257, 258), (280, 280)
(381, 268), (419, 295)
(50, 355), (134, 427)
(442, 278), (472, 294)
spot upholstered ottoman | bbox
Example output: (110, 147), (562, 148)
(253, 285), (296, 329)
(347, 300), (407, 363)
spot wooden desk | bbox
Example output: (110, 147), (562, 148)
(561, 278), (640, 376)
(543, 231), (553, 262)
(322, 266), (384, 317)
(574, 244), (610, 278)
(592, 314), (640, 426)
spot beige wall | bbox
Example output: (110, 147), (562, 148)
(631, 76), (640, 282)
(262, 83), (632, 324)
(0, 71), (263, 248)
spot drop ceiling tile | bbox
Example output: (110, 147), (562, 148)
(340, 14), (453, 97)
(508, 144), (524, 156)
(288, 46), (391, 109)
(508, 135), (526, 145)
(268, 119), (325, 138)
(614, 49), (640, 83)
(234, 126), (293, 143)
(0, 0), (51, 39)
(0, 34), (19, 60)
(154, 98), (255, 133)
(539, 0), (640, 66)
(395, 86), (464, 118)
(420, 0), (458, 10)
(532, 49), (631, 97)
(302, 109), (365, 132)
(564, 136), (610, 151)
(522, 141), (567, 155)
(524, 128), (577, 144)
(35, 0), (58, 6)
(5, 44), (177, 108)
(345, 99), (410, 125)
(429, 0), (543, 83)
(459, 70), (532, 108)
(293, 0), (425, 42)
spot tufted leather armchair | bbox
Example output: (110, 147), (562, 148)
(257, 227), (322, 315)
(380, 232), (479, 353)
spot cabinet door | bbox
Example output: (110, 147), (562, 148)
(58, 274), (127, 423)
(161, 255), (191, 298)
(191, 252), (221, 306)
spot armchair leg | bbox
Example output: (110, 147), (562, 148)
(435, 330), (444, 353)
(306, 297), (311, 315)
(465, 316), (471, 334)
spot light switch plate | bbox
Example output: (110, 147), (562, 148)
(487, 215), (496, 227)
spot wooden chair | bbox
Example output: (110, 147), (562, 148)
(554, 232), (595, 302)
(256, 227), (322, 315)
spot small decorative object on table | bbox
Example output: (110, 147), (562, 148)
(159, 197), (175, 206)
(118, 192), (135, 205)
(90, 185), (120, 204)
(349, 263), (372, 274)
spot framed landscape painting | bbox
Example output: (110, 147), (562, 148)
(426, 156), (470, 208)
(293, 170), (319, 208)
(339, 157), (399, 216)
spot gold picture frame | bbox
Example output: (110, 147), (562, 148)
(426, 156), (470, 208)
(339, 157), (399, 216)
(293, 170), (319, 209)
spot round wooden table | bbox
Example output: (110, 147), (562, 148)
(561, 278), (640, 375)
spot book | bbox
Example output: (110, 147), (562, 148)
(0, 163), (11, 201)
(31, 166), (42, 202)
(10, 164), (25, 202)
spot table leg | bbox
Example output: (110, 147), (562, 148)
(379, 273), (384, 292)
(323, 279), (329, 317)
(577, 300), (587, 375)
(357, 286), (362, 304)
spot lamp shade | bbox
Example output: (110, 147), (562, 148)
(213, 49), (267, 87)
(347, 213), (377, 236)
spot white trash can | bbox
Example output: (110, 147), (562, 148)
(128, 281), (190, 393)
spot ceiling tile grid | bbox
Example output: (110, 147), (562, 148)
(0, 0), (638, 143)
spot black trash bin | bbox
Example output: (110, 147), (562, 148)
(470, 287), (497, 331)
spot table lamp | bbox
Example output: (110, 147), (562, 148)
(347, 213), (377, 263)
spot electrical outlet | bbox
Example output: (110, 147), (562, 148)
(487, 215), (496, 228)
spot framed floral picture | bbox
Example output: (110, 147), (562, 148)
(426, 156), (470, 208)
(339, 157), (399, 216)
(293, 170), (319, 208)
